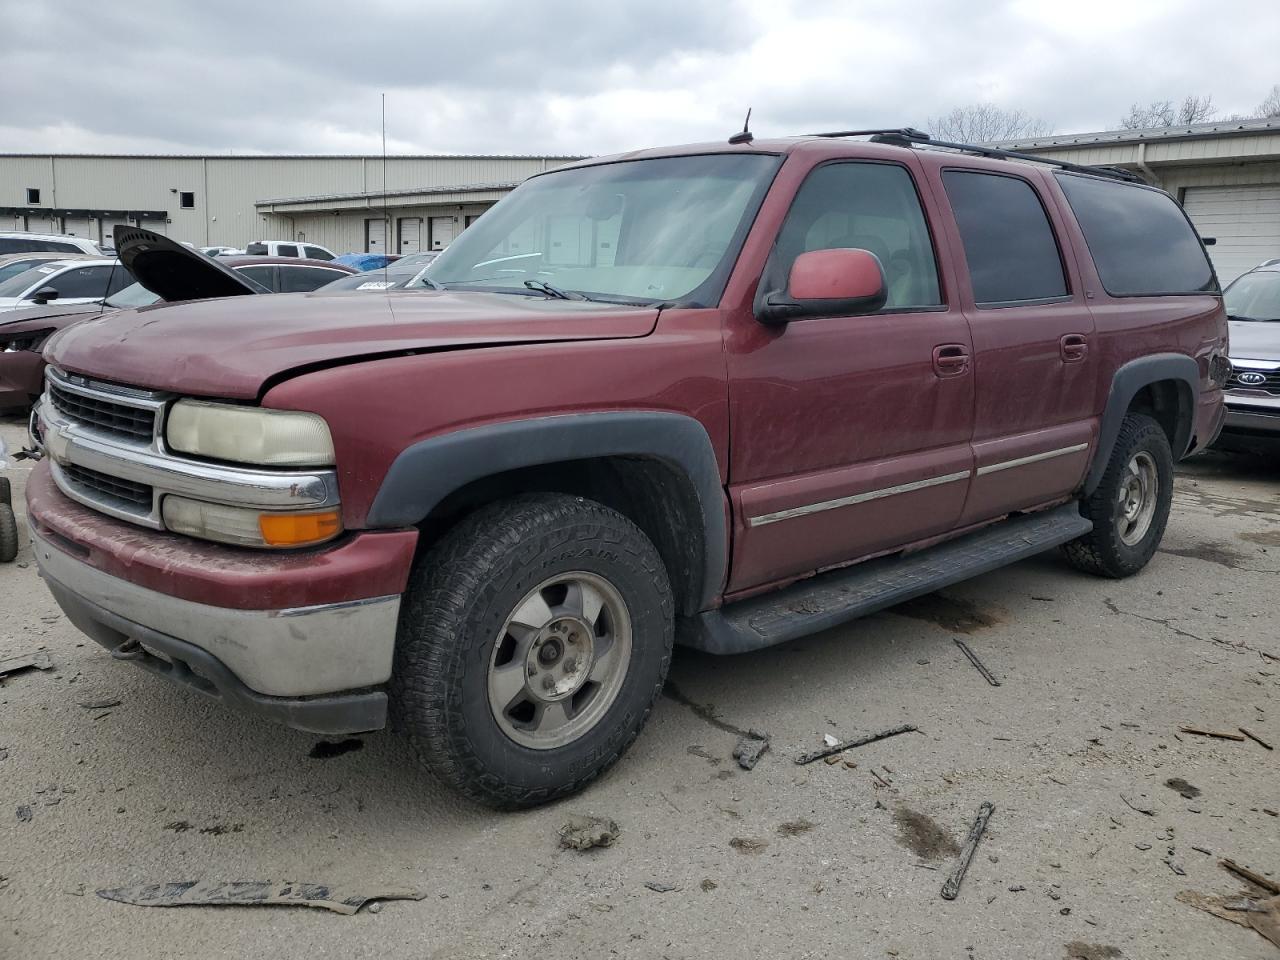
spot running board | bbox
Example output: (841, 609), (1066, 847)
(683, 505), (1092, 655)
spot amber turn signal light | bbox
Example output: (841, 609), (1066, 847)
(258, 510), (343, 547)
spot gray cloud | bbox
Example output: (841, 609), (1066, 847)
(2, 0), (1277, 156)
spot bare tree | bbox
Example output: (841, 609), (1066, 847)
(925, 104), (1054, 143)
(1257, 84), (1280, 118)
(1120, 94), (1218, 129)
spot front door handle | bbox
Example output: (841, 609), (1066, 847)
(1061, 333), (1088, 362)
(933, 344), (970, 378)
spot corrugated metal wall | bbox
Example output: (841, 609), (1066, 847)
(1, 154), (574, 248)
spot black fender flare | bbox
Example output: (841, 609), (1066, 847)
(366, 411), (727, 610)
(1085, 353), (1199, 494)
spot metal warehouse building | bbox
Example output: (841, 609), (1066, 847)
(1003, 117), (1280, 283)
(1, 152), (583, 254)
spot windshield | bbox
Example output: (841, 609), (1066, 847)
(104, 281), (162, 308)
(0, 264), (61, 298)
(1224, 270), (1280, 321)
(423, 153), (779, 305)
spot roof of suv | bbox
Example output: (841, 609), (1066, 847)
(219, 255), (355, 271)
(0, 231), (101, 250)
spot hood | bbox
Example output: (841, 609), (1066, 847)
(114, 225), (266, 301)
(0, 300), (103, 332)
(1228, 319), (1280, 363)
(46, 289), (660, 399)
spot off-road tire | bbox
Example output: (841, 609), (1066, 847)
(390, 493), (674, 809)
(0, 503), (19, 563)
(1062, 413), (1173, 578)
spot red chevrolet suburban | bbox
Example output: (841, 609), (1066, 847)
(26, 129), (1228, 807)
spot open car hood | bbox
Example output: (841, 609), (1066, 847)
(114, 225), (266, 301)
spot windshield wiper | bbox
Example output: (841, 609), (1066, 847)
(524, 279), (586, 301)
(416, 275), (444, 290)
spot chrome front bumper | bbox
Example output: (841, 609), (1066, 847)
(32, 523), (400, 731)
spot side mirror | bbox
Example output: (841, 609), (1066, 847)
(31, 287), (59, 305)
(756, 248), (887, 324)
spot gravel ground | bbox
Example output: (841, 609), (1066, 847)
(2, 411), (1277, 960)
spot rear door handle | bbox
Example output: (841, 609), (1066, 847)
(932, 344), (970, 378)
(1060, 333), (1088, 362)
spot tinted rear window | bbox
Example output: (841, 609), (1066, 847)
(245, 243), (268, 255)
(1056, 174), (1216, 296)
(943, 170), (1068, 305)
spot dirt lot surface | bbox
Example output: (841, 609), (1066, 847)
(2, 412), (1278, 960)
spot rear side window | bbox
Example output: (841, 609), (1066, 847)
(276, 244), (299, 258)
(244, 243), (268, 255)
(46, 265), (112, 299)
(46, 241), (80, 253)
(236, 265), (276, 290)
(1056, 173), (1216, 296)
(303, 245), (333, 261)
(943, 170), (1068, 305)
(277, 266), (345, 292)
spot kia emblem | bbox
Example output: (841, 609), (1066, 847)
(1238, 371), (1267, 385)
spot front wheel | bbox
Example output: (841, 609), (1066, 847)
(1063, 413), (1174, 578)
(391, 493), (674, 808)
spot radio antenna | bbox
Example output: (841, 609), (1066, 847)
(729, 108), (753, 144)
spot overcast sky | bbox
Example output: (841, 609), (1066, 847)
(3, 0), (1277, 157)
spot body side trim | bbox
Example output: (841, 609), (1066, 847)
(748, 470), (971, 527)
(975, 442), (1090, 476)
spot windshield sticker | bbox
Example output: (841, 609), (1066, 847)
(356, 281), (395, 290)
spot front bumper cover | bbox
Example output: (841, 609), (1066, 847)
(32, 523), (398, 734)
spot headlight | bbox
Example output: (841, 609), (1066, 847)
(162, 496), (342, 549)
(166, 400), (334, 467)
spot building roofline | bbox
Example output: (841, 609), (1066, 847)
(0, 152), (589, 162)
(255, 180), (524, 207)
(991, 117), (1280, 151)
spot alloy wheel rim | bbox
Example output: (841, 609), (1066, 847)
(487, 571), (632, 750)
(1117, 451), (1159, 546)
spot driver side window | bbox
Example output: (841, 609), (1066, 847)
(775, 162), (942, 309)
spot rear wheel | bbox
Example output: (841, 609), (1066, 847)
(391, 493), (673, 808)
(1063, 413), (1173, 578)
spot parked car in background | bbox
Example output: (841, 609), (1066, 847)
(1216, 260), (1280, 449)
(25, 135), (1227, 808)
(0, 232), (101, 256)
(318, 251), (438, 291)
(0, 259), (131, 312)
(200, 246), (243, 258)
(0, 252), (97, 286)
(333, 253), (401, 271)
(0, 252), (355, 410)
(244, 240), (336, 261)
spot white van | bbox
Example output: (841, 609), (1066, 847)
(243, 241), (335, 261)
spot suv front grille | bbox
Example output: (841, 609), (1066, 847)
(60, 462), (153, 510)
(48, 382), (156, 441)
(1227, 369), (1280, 394)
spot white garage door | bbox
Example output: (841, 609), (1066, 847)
(100, 218), (130, 248)
(26, 214), (57, 234)
(398, 218), (422, 254)
(366, 217), (387, 253)
(429, 216), (456, 250)
(63, 216), (93, 240)
(1182, 184), (1280, 285)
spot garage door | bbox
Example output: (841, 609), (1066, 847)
(429, 216), (456, 250)
(1182, 185), (1280, 285)
(100, 218), (130, 248)
(63, 216), (93, 241)
(26, 214), (57, 234)
(366, 217), (387, 253)
(398, 218), (422, 254)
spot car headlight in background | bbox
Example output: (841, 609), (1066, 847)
(165, 400), (335, 467)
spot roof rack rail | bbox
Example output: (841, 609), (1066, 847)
(807, 128), (1145, 184)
